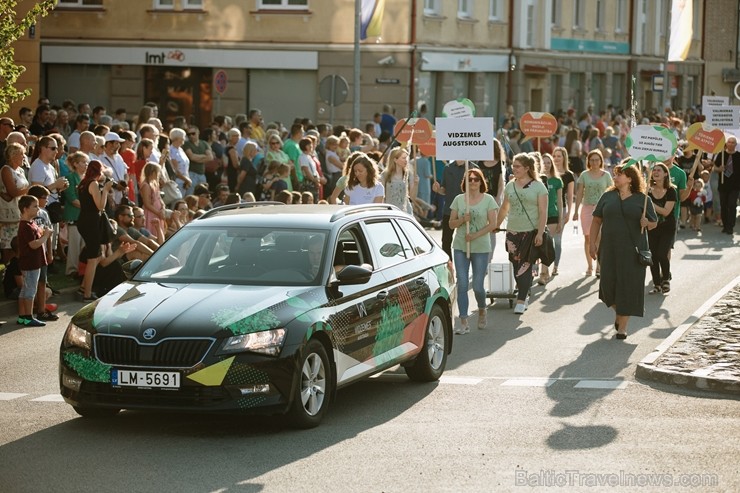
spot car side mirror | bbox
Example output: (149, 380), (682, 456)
(122, 259), (143, 278)
(334, 264), (372, 285)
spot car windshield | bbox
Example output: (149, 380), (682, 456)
(134, 226), (328, 286)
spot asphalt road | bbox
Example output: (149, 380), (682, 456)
(0, 224), (738, 493)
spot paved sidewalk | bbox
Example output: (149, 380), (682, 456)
(636, 276), (740, 395)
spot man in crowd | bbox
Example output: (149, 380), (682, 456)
(99, 132), (129, 206)
(182, 126), (213, 192)
(67, 113), (91, 153)
(112, 205), (155, 261)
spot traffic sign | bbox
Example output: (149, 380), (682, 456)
(214, 70), (228, 95)
(319, 75), (349, 107)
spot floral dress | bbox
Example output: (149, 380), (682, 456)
(382, 172), (413, 214)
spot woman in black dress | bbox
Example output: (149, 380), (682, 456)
(647, 163), (677, 294)
(77, 160), (114, 301)
(589, 162), (657, 340)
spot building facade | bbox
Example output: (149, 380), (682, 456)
(7, 0), (738, 128)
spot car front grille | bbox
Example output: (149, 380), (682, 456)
(94, 335), (214, 368)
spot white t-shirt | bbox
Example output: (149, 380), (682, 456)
(169, 145), (190, 177)
(29, 158), (60, 203)
(298, 153), (318, 179)
(345, 182), (384, 205)
(67, 131), (81, 150)
(101, 152), (128, 204)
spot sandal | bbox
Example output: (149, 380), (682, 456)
(551, 267), (558, 276)
(649, 287), (662, 294)
(585, 268), (593, 276)
(661, 280), (670, 293)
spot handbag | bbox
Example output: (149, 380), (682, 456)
(617, 193), (653, 267)
(512, 181), (556, 266)
(162, 180), (182, 206)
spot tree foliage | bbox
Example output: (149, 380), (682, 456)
(0, 0), (57, 114)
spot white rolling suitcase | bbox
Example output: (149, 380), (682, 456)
(486, 262), (517, 307)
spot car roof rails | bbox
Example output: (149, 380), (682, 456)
(199, 201), (283, 219)
(329, 204), (399, 222)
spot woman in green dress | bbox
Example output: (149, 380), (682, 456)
(589, 162), (657, 340)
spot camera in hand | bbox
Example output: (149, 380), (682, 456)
(105, 177), (128, 192)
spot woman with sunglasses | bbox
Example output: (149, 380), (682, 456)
(449, 168), (499, 332)
(495, 153), (549, 315)
(0, 142), (31, 264)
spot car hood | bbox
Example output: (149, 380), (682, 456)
(78, 282), (319, 341)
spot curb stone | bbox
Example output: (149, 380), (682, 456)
(635, 275), (740, 396)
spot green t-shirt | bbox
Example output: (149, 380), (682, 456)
(546, 176), (563, 218)
(451, 193), (499, 253)
(62, 172), (81, 222)
(577, 169), (613, 205)
(668, 165), (687, 221)
(504, 180), (549, 232)
(182, 139), (210, 175)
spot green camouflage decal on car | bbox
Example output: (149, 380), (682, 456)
(212, 307), (280, 336)
(63, 353), (112, 383)
(374, 303), (404, 356)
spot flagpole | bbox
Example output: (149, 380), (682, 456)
(661, 3), (671, 117)
(353, 0), (361, 127)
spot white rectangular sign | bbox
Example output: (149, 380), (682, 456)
(702, 95), (729, 108)
(705, 106), (740, 130)
(434, 118), (494, 161)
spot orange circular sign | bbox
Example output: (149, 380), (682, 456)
(417, 137), (436, 156)
(393, 118), (433, 144)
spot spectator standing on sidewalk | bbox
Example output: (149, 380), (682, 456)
(182, 126), (213, 193)
(62, 152), (88, 277)
(0, 143), (31, 264)
(16, 194), (53, 327)
(715, 135), (740, 235)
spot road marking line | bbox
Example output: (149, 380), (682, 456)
(574, 380), (629, 390)
(30, 394), (65, 402)
(439, 376), (484, 385)
(501, 378), (557, 387)
(0, 392), (28, 400)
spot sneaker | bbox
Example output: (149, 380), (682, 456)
(26, 317), (46, 327)
(36, 312), (59, 322)
(17, 316), (29, 326)
(45, 303), (58, 312)
(514, 302), (526, 315)
(81, 295), (99, 303)
(457, 318), (470, 335)
(477, 309), (487, 329)
(661, 280), (670, 294)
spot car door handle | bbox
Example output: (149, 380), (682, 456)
(376, 291), (388, 301)
(415, 277), (426, 286)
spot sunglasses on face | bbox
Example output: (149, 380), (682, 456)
(47, 146), (58, 151)
(468, 177), (481, 182)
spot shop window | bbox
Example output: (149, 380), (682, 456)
(258, 0), (308, 9)
(58, 0), (103, 6)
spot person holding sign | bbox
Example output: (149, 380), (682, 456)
(573, 150), (613, 276)
(448, 168), (499, 333)
(433, 160), (479, 258)
(589, 163), (657, 340)
(494, 153), (548, 315)
(647, 163), (678, 294)
(714, 136), (740, 235)
(343, 154), (384, 205)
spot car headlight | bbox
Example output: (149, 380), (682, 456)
(64, 323), (92, 350)
(219, 328), (286, 356)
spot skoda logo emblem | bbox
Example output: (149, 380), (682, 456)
(142, 328), (157, 340)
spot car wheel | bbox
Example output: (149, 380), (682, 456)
(405, 304), (448, 382)
(72, 406), (120, 418)
(287, 339), (331, 429)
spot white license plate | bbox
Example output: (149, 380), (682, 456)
(112, 370), (180, 389)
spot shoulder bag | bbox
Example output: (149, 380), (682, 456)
(512, 181), (556, 266)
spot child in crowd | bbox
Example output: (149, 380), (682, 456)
(301, 191), (314, 204)
(337, 135), (351, 163)
(688, 178), (706, 232)
(16, 195), (53, 327)
(28, 185), (58, 321)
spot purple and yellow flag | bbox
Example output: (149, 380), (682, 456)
(361, 0), (385, 40)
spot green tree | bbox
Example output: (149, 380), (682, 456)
(0, 0), (57, 114)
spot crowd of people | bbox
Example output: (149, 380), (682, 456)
(0, 97), (737, 336)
